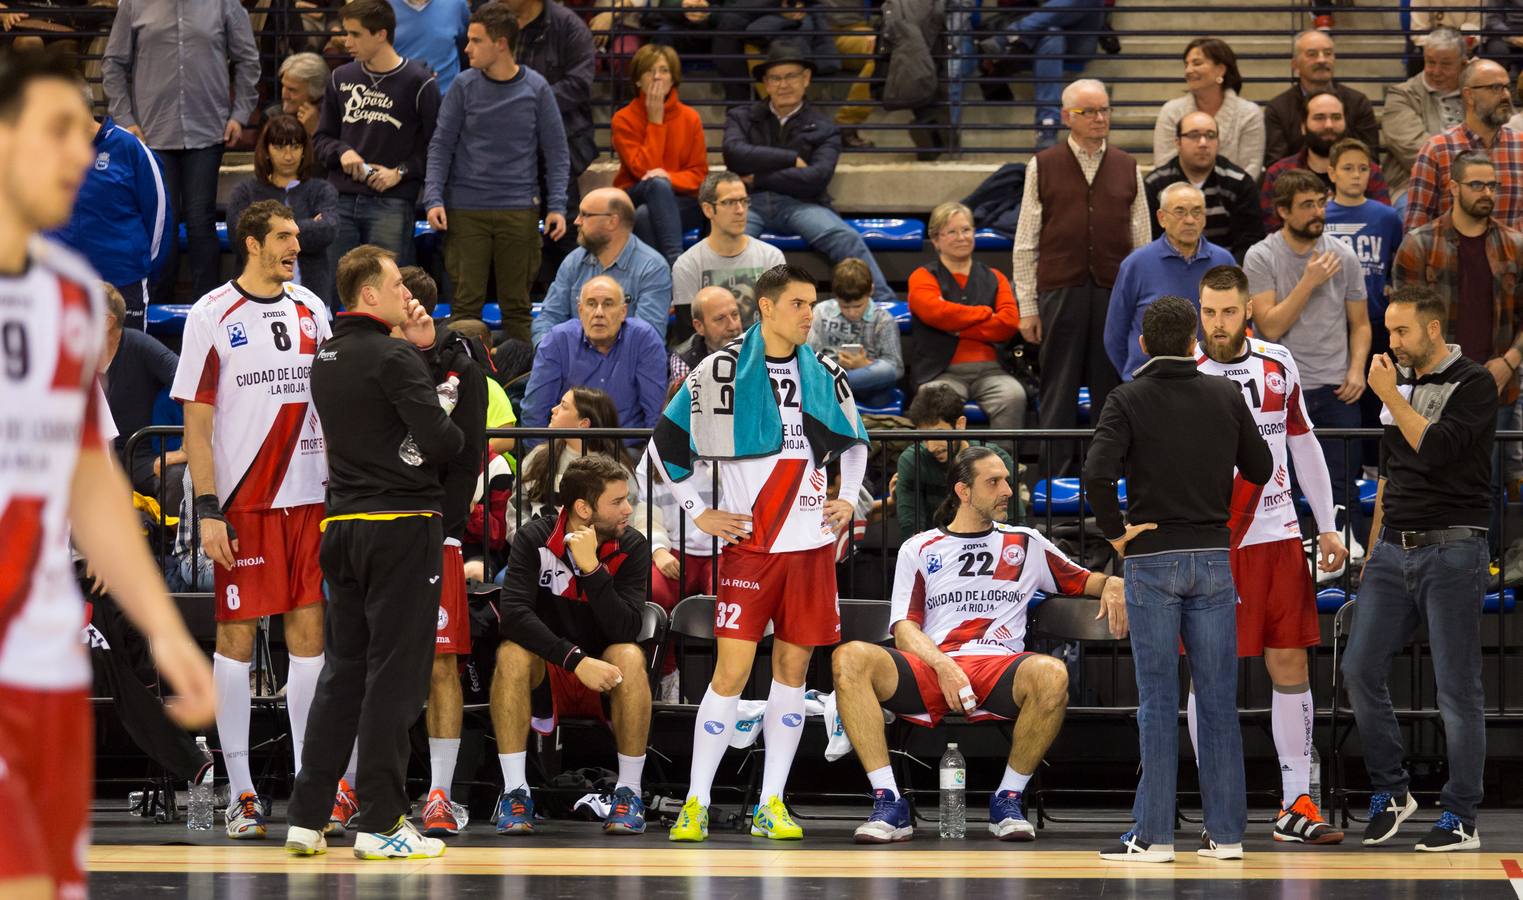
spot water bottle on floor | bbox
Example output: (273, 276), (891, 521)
(1309, 743), (1322, 809)
(939, 742), (966, 838)
(187, 737), (215, 831)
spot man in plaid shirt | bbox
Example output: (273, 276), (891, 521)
(1405, 60), (1523, 231)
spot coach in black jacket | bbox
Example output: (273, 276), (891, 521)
(286, 245), (463, 858)
(1084, 295), (1271, 861)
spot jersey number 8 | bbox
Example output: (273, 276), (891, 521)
(225, 584), (241, 611)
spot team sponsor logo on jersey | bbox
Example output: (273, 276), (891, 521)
(1264, 371), (1286, 394)
(991, 624), (1014, 641)
(809, 468), (826, 491)
(1273, 465), (1287, 488)
(299, 316), (318, 339)
(227, 322), (248, 348)
(233, 555), (266, 568)
(94, 151), (110, 171)
(926, 552), (944, 574)
(722, 577), (760, 591)
(437, 607), (449, 632)
(1001, 544), (1025, 567)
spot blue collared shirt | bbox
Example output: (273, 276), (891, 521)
(1104, 234), (1236, 380)
(531, 235), (673, 345)
(522, 317), (670, 436)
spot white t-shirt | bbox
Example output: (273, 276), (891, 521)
(671, 237), (785, 328)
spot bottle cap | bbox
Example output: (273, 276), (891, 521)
(948, 742), (958, 748)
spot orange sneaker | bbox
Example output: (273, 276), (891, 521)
(1274, 794), (1344, 844)
(326, 778), (359, 836)
(421, 788), (468, 836)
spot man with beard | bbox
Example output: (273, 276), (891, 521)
(1262, 30), (1379, 168)
(1407, 60), (1523, 231)
(1194, 264), (1349, 844)
(1245, 168), (1371, 544)
(532, 187), (673, 345)
(1261, 91), (1392, 232)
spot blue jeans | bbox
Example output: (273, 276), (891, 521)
(629, 178), (703, 265)
(746, 192), (896, 303)
(1124, 549), (1245, 845)
(1342, 535), (1488, 823)
(1007, 0), (1104, 129)
(1302, 384), (1362, 538)
(845, 358), (899, 407)
(332, 193), (416, 286)
(154, 144), (224, 302)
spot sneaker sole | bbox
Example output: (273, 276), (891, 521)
(1274, 829), (1345, 845)
(422, 825), (460, 837)
(1197, 849), (1245, 860)
(1098, 851), (1174, 862)
(353, 848), (447, 860)
(750, 826), (804, 840)
(284, 841), (326, 856)
(1416, 837), (1482, 852)
(669, 831), (708, 842)
(1362, 797), (1418, 846)
(495, 824), (534, 836)
(854, 826), (913, 844)
(603, 823), (648, 835)
(226, 829), (267, 840)
(990, 822), (1036, 842)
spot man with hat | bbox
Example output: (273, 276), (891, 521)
(721, 42), (897, 303)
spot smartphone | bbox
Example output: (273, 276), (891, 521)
(841, 343), (864, 356)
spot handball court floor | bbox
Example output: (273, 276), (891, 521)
(86, 804), (1523, 898)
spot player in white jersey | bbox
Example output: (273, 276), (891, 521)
(170, 199), (332, 841)
(831, 447), (1124, 843)
(0, 51), (213, 900)
(1196, 264), (1349, 843)
(649, 264), (869, 842)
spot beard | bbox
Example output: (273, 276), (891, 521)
(1287, 217), (1325, 242)
(578, 229), (609, 255)
(1484, 100), (1515, 129)
(1304, 128), (1342, 157)
(1205, 322), (1248, 363)
(1461, 194), (1495, 219)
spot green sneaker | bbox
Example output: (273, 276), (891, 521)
(669, 797), (709, 842)
(751, 795), (804, 840)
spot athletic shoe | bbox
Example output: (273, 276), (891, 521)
(1099, 831), (1174, 862)
(1198, 832), (1244, 860)
(224, 791), (268, 840)
(353, 816), (446, 860)
(854, 789), (913, 844)
(1362, 792), (1417, 846)
(1415, 811), (1481, 852)
(284, 825), (327, 856)
(603, 787), (647, 835)
(751, 795), (804, 840)
(493, 788), (535, 835)
(422, 789), (467, 837)
(988, 790), (1035, 842)
(668, 797), (709, 842)
(326, 778), (359, 836)
(1274, 794), (1344, 844)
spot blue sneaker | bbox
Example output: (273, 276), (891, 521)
(602, 787), (647, 835)
(853, 789), (913, 844)
(493, 788), (535, 835)
(988, 790), (1035, 842)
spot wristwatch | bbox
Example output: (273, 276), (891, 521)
(396, 163), (409, 179)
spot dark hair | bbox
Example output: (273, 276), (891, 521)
(1182, 38), (1243, 94)
(1198, 264), (1249, 298)
(559, 454), (632, 519)
(1452, 148), (1495, 184)
(1302, 88), (1344, 123)
(907, 383), (964, 427)
(341, 0), (395, 42)
(525, 387), (629, 505)
(1272, 168), (1327, 215)
(0, 50), (83, 123)
(933, 445), (1002, 527)
(831, 258), (873, 302)
(1328, 136), (1372, 169)
(699, 171), (744, 206)
(755, 263), (815, 312)
(1387, 284), (1448, 335)
(253, 114), (312, 184)
(399, 265), (437, 312)
(336, 244), (395, 309)
(470, 2), (520, 47)
(1140, 295), (1199, 357)
(236, 199), (296, 251)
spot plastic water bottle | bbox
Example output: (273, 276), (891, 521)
(939, 742), (966, 838)
(187, 737), (215, 831)
(1309, 743), (1322, 809)
(437, 374), (460, 415)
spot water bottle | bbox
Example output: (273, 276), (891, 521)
(187, 737), (215, 830)
(398, 434), (424, 466)
(1309, 743), (1322, 809)
(437, 374), (460, 415)
(939, 742), (966, 838)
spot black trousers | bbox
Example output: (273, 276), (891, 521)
(288, 515), (442, 833)
(1037, 276), (1121, 472)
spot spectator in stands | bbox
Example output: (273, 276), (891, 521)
(1406, 59), (1523, 231)
(722, 43), (897, 304)
(1487, 0), (1523, 75)
(389, 0), (470, 94)
(514, 387), (632, 517)
(504, 0), (597, 223)
(1381, 27), (1467, 207)
(1325, 138), (1404, 367)
(273, 53), (329, 138)
(97, 283), (182, 497)
(1262, 30), (1379, 169)
(893, 384), (1016, 536)
(670, 285), (744, 385)
(808, 258), (905, 408)
(745, 0), (860, 147)
(672, 172), (786, 327)
(1246, 168), (1370, 533)
(819, 0), (879, 150)
(52, 107), (174, 332)
(1013, 78), (1148, 466)
(1409, 2), (1482, 51)
(1105, 183), (1235, 380)
(1261, 91), (1392, 232)
(226, 115), (340, 307)
(1152, 38), (1267, 181)
(314, 0), (440, 271)
(979, 0), (1107, 149)
(532, 187), (673, 344)
(1143, 111), (1263, 262)
(913, 201), (1026, 430)
(612, 44), (707, 265)
(102, 0), (260, 303)
(523, 275), (668, 436)
(425, 3), (569, 340)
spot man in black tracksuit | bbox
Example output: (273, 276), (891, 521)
(285, 246), (463, 859)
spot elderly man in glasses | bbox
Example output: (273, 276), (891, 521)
(1407, 59), (1523, 231)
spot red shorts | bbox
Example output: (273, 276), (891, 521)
(214, 503), (324, 622)
(715, 543), (839, 646)
(530, 664), (607, 735)
(435, 543), (471, 656)
(1230, 537), (1320, 657)
(886, 650), (1031, 727)
(0, 686), (90, 896)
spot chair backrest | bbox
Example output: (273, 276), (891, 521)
(639, 601), (669, 644)
(172, 593), (217, 644)
(669, 594), (774, 640)
(838, 598), (892, 644)
(1028, 594), (1125, 643)
(1333, 597), (1356, 639)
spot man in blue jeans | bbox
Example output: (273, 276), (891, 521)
(1084, 295), (1272, 862)
(1344, 286), (1502, 852)
(979, 0), (1106, 148)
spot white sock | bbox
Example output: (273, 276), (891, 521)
(213, 653), (254, 799)
(687, 686), (740, 807)
(866, 765), (898, 795)
(344, 741), (358, 788)
(759, 680), (806, 803)
(430, 737), (461, 796)
(1272, 683), (1314, 807)
(616, 753), (646, 794)
(998, 765), (1032, 795)
(1186, 690), (1199, 764)
(284, 653), (324, 777)
(499, 751), (529, 794)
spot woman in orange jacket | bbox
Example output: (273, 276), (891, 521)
(612, 43), (709, 264)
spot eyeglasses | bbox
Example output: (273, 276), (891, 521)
(577, 210), (617, 220)
(938, 227), (975, 238)
(1461, 180), (1502, 193)
(763, 70), (806, 85)
(1165, 207), (1206, 220)
(1180, 130), (1218, 143)
(1069, 106), (1111, 119)
(711, 197), (750, 210)
(580, 297), (625, 311)
(1468, 82), (1512, 93)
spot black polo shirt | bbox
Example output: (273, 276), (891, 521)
(1378, 346), (1497, 531)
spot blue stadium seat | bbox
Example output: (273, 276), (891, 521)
(1077, 386), (1091, 425)
(1358, 478), (1378, 514)
(1315, 588), (1349, 614)
(849, 218), (925, 251)
(431, 303), (504, 329)
(879, 299), (911, 335)
(682, 227), (702, 249)
(146, 304), (193, 337)
(1031, 477), (1085, 516)
(1318, 587), (1515, 614)
(974, 229), (1014, 251)
(857, 388), (905, 417)
(178, 222), (232, 253)
(963, 402), (988, 424)
(757, 230), (809, 251)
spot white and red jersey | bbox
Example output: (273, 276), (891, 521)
(0, 238), (109, 690)
(171, 280), (331, 512)
(1196, 338), (1314, 549)
(891, 524), (1092, 657)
